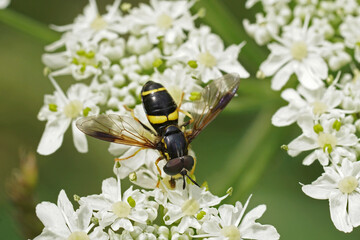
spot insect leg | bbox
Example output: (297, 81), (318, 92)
(123, 105), (156, 135)
(179, 109), (194, 127)
(155, 156), (163, 188)
(115, 147), (145, 161)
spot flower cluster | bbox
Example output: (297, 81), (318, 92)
(33, 1), (281, 239)
(33, 166), (279, 240)
(37, 0), (249, 181)
(244, 0), (360, 233)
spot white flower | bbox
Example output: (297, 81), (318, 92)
(37, 80), (101, 155)
(0, 0), (10, 9)
(341, 72), (360, 111)
(193, 195), (280, 240)
(321, 42), (351, 71)
(34, 190), (108, 240)
(126, 0), (195, 44)
(172, 26), (249, 82)
(152, 65), (203, 103)
(163, 184), (228, 233)
(243, 13), (280, 46)
(43, 39), (110, 80)
(46, 0), (125, 51)
(272, 78), (344, 127)
(287, 115), (358, 165)
(340, 15), (360, 62)
(260, 18), (328, 90)
(80, 176), (157, 232)
(302, 159), (360, 232)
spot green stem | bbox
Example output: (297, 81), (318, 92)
(230, 126), (284, 200)
(210, 108), (274, 192)
(0, 9), (59, 43)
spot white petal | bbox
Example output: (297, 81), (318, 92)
(302, 151), (318, 166)
(302, 184), (333, 200)
(89, 226), (108, 240)
(111, 218), (134, 231)
(240, 205), (266, 230)
(329, 192), (352, 233)
(288, 135), (317, 155)
(102, 178), (119, 202)
(72, 120), (88, 153)
(80, 195), (112, 211)
(57, 190), (76, 232)
(260, 47), (292, 76)
(218, 204), (236, 226)
(271, 106), (299, 126)
(348, 192), (360, 227)
(177, 216), (201, 233)
(33, 227), (67, 240)
(295, 63), (323, 90)
(37, 118), (71, 155)
(241, 222), (280, 240)
(76, 205), (92, 231)
(271, 62), (294, 91)
(202, 220), (222, 235)
(36, 202), (67, 231)
(42, 53), (68, 70)
(337, 133), (358, 146)
(129, 209), (148, 223)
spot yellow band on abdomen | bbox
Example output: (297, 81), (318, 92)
(147, 114), (168, 124)
(141, 87), (166, 96)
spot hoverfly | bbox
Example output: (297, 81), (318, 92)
(76, 73), (240, 189)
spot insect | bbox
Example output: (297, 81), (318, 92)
(76, 73), (240, 189)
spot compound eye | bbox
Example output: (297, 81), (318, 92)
(183, 156), (194, 172)
(163, 158), (183, 176)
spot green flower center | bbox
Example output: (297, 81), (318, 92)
(312, 101), (328, 115)
(67, 231), (90, 240)
(291, 41), (308, 61)
(338, 176), (358, 194)
(157, 13), (173, 29)
(91, 16), (107, 30)
(63, 100), (83, 119)
(112, 201), (131, 218)
(317, 132), (337, 153)
(181, 198), (200, 216)
(221, 226), (241, 240)
(198, 51), (217, 67)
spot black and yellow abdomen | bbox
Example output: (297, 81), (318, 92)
(141, 81), (178, 135)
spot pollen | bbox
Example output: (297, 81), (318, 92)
(156, 13), (173, 29)
(181, 198), (200, 216)
(220, 225), (241, 240)
(291, 41), (308, 61)
(317, 132), (337, 153)
(63, 100), (83, 119)
(112, 201), (131, 218)
(338, 176), (358, 194)
(67, 231), (90, 240)
(198, 51), (217, 67)
(312, 101), (328, 115)
(91, 16), (107, 30)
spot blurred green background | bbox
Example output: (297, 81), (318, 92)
(1, 0), (359, 239)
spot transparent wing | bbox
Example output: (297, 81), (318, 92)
(186, 73), (240, 143)
(76, 114), (159, 149)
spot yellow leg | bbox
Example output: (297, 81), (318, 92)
(177, 92), (185, 110)
(155, 157), (163, 188)
(115, 147), (145, 161)
(190, 156), (197, 175)
(179, 109), (194, 126)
